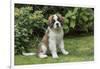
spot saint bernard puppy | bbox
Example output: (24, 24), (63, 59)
(23, 14), (69, 58)
(37, 14), (69, 58)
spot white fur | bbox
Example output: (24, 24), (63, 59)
(58, 40), (69, 55)
(48, 27), (68, 58)
(38, 44), (48, 58)
(53, 14), (58, 21)
(22, 52), (36, 56)
(53, 15), (61, 29)
(38, 53), (48, 58)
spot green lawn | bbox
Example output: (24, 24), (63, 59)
(15, 35), (94, 65)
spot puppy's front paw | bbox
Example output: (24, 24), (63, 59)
(52, 55), (58, 58)
(63, 51), (69, 55)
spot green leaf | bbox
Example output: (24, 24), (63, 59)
(73, 8), (78, 14)
(72, 16), (76, 19)
(64, 18), (69, 24)
(70, 20), (76, 28)
(82, 16), (88, 22)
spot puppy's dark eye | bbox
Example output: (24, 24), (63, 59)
(58, 17), (63, 26)
(52, 19), (55, 23)
(58, 18), (62, 22)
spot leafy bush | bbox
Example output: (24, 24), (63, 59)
(15, 5), (94, 54)
(64, 8), (94, 34)
(15, 7), (47, 54)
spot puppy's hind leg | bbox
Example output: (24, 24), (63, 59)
(38, 44), (48, 58)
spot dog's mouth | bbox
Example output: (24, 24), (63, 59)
(54, 26), (62, 32)
(53, 22), (62, 29)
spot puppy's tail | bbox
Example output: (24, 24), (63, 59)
(22, 52), (36, 56)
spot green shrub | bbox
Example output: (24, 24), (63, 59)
(15, 7), (47, 54)
(64, 8), (94, 34)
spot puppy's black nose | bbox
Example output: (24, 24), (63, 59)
(56, 23), (59, 26)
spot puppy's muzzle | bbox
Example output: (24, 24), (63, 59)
(56, 23), (59, 27)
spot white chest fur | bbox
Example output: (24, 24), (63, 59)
(47, 27), (68, 58)
(48, 27), (64, 45)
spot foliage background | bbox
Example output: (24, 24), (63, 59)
(14, 4), (94, 55)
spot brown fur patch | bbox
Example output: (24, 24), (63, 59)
(48, 15), (53, 26)
(41, 31), (49, 47)
(37, 30), (49, 54)
(57, 14), (64, 25)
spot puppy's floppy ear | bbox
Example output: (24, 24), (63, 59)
(61, 16), (64, 22)
(58, 15), (64, 25)
(48, 15), (53, 26)
(59, 15), (64, 22)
